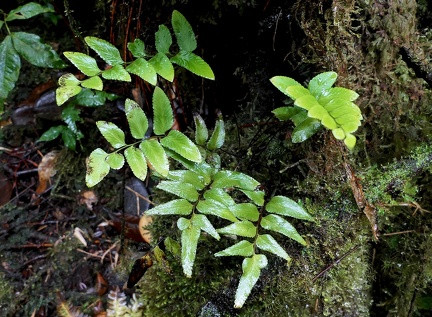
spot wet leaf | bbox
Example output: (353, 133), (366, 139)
(6, 2), (54, 21)
(38, 125), (65, 142)
(167, 170), (205, 190)
(291, 118), (321, 143)
(319, 87), (359, 105)
(125, 98), (148, 139)
(155, 25), (172, 54)
(269, 76), (302, 95)
(234, 254), (267, 308)
(217, 221), (256, 238)
(96, 121), (126, 149)
(181, 224), (201, 277)
(61, 128), (77, 150)
(106, 153), (124, 169)
(126, 58), (157, 85)
(256, 234), (290, 261)
(152, 86), (174, 135)
(212, 170), (260, 191)
(124, 147), (147, 181)
(308, 71), (338, 99)
(207, 114), (225, 150)
(56, 86), (82, 106)
(272, 106), (302, 121)
(146, 199), (193, 216)
(85, 36), (123, 65)
(140, 139), (169, 176)
(285, 85), (310, 100)
(265, 195), (313, 221)
(35, 150), (58, 195)
(193, 113), (208, 146)
(239, 189), (265, 206)
(294, 94), (319, 111)
(127, 38), (145, 58)
(157, 180), (199, 202)
(161, 130), (202, 163)
(64, 52), (100, 76)
(102, 64), (131, 81)
(214, 240), (254, 257)
(196, 199), (238, 222)
(149, 52), (174, 81)
(260, 214), (306, 246)
(58, 73), (80, 86)
(172, 10), (196, 52)
(177, 217), (191, 230)
(191, 214), (220, 240)
(0, 36), (20, 110)
(171, 51), (215, 80)
(231, 203), (260, 222)
(344, 133), (357, 150)
(203, 188), (235, 207)
(81, 76), (103, 90)
(86, 148), (110, 187)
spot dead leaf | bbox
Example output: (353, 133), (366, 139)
(344, 161), (379, 241)
(79, 190), (98, 210)
(139, 215), (153, 244)
(95, 272), (108, 296)
(35, 151), (59, 195)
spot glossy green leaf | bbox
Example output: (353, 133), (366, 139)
(172, 10), (197, 52)
(341, 121), (360, 134)
(290, 107), (309, 126)
(193, 113), (208, 146)
(76, 89), (117, 107)
(291, 118), (321, 143)
(308, 71), (338, 99)
(332, 127), (345, 140)
(127, 38), (145, 58)
(191, 214), (220, 240)
(321, 114), (338, 130)
(86, 148), (110, 187)
(207, 115), (225, 150)
(155, 25), (172, 54)
(149, 52), (174, 81)
(58, 73), (80, 86)
(6, 2), (53, 21)
(177, 217), (190, 230)
(64, 52), (100, 76)
(269, 76), (302, 96)
(167, 170), (205, 190)
(235, 254), (268, 308)
(102, 64), (131, 81)
(140, 139), (169, 177)
(231, 203), (260, 222)
(212, 170), (260, 191)
(239, 189), (265, 206)
(124, 146), (148, 181)
(96, 121), (126, 149)
(161, 130), (202, 163)
(60, 127), (77, 150)
(203, 188), (235, 207)
(272, 106), (302, 121)
(152, 86), (174, 135)
(214, 240), (254, 257)
(62, 104), (81, 135)
(157, 180), (199, 202)
(308, 104), (328, 119)
(126, 58), (157, 85)
(0, 36), (20, 106)
(106, 152), (125, 169)
(146, 199), (193, 216)
(285, 85), (310, 100)
(217, 221), (256, 238)
(318, 87), (359, 105)
(38, 125), (65, 142)
(344, 133), (357, 150)
(265, 195), (313, 221)
(11, 32), (66, 68)
(196, 200), (238, 222)
(81, 76), (103, 90)
(56, 86), (82, 106)
(256, 234), (290, 261)
(181, 223), (201, 277)
(260, 214), (306, 246)
(85, 36), (123, 65)
(171, 51), (215, 80)
(125, 98), (148, 139)
(294, 94), (320, 111)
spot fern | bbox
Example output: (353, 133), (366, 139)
(270, 71), (362, 150)
(107, 288), (144, 317)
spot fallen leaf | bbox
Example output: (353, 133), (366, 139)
(80, 190), (98, 210)
(139, 215), (153, 243)
(35, 151), (59, 195)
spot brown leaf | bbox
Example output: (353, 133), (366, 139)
(344, 161), (379, 241)
(95, 272), (108, 296)
(127, 253), (153, 288)
(35, 151), (59, 195)
(79, 190), (98, 210)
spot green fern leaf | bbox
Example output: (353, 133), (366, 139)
(214, 240), (254, 257)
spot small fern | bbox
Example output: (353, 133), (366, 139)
(270, 71), (362, 150)
(107, 288), (144, 317)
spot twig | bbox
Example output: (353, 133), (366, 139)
(312, 245), (361, 283)
(125, 185), (155, 206)
(382, 230), (415, 236)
